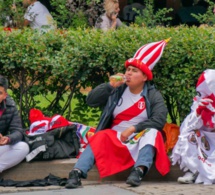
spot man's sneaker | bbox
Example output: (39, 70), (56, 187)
(177, 171), (197, 184)
(65, 169), (82, 189)
(126, 167), (144, 187)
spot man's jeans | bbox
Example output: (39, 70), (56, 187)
(74, 144), (155, 178)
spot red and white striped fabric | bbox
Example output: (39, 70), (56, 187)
(133, 38), (170, 70)
(28, 108), (71, 135)
(125, 38), (170, 80)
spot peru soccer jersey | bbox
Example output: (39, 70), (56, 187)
(89, 87), (170, 178)
(111, 87), (148, 134)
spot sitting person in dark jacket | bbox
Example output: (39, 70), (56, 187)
(65, 39), (171, 189)
(0, 75), (29, 173)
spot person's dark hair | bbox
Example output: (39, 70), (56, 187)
(0, 75), (8, 91)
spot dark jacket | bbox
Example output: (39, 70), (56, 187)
(86, 82), (168, 133)
(0, 96), (24, 144)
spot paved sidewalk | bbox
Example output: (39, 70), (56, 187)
(1, 181), (215, 195)
(114, 181), (215, 195)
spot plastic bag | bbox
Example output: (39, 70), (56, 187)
(163, 123), (180, 153)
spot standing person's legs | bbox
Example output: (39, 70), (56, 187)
(65, 144), (95, 188)
(126, 144), (155, 186)
(0, 141), (29, 172)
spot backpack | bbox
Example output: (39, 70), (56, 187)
(24, 124), (80, 161)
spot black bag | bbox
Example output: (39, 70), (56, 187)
(24, 124), (80, 161)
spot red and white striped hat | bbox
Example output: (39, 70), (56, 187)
(125, 38), (170, 80)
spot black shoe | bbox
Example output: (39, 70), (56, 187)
(65, 169), (82, 189)
(126, 167), (143, 187)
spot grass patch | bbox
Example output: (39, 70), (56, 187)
(8, 90), (178, 127)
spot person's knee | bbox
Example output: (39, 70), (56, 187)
(0, 142), (29, 173)
(142, 144), (155, 154)
(136, 145), (155, 170)
(14, 141), (30, 155)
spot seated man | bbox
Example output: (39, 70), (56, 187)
(172, 69), (215, 185)
(23, 0), (56, 31)
(65, 39), (171, 189)
(0, 75), (29, 173)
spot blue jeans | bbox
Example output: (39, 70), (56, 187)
(74, 144), (155, 178)
(134, 144), (155, 176)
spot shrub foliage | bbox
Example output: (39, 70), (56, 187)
(1, 26), (215, 127)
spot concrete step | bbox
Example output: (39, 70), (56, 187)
(0, 158), (183, 182)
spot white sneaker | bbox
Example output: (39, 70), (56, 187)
(177, 171), (197, 184)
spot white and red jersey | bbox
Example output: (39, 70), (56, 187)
(111, 87), (148, 133)
(89, 88), (170, 179)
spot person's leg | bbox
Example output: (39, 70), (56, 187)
(135, 144), (155, 173)
(0, 142), (29, 172)
(65, 144), (95, 189)
(126, 144), (155, 186)
(73, 144), (95, 177)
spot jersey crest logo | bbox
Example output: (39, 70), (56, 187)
(138, 101), (145, 110)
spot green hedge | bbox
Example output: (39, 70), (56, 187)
(1, 26), (215, 127)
